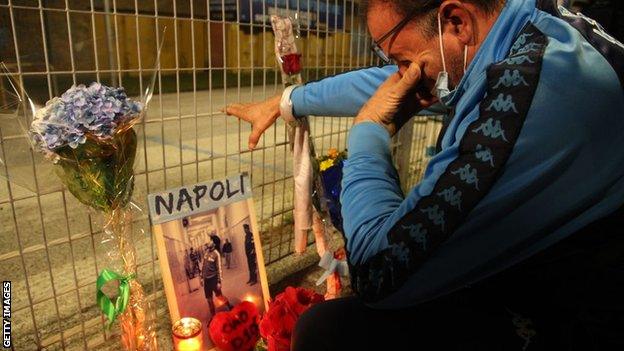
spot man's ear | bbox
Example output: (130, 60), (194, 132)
(439, 0), (475, 46)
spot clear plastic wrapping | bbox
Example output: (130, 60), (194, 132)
(101, 206), (158, 350)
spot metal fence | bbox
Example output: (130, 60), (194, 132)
(0, 0), (440, 349)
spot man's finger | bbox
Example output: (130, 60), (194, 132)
(224, 103), (251, 122)
(225, 103), (244, 115)
(396, 63), (422, 93)
(248, 126), (263, 150)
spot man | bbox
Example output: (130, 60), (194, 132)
(189, 247), (200, 277)
(227, 0), (624, 348)
(243, 224), (258, 285)
(222, 238), (233, 269)
(200, 240), (229, 318)
(184, 248), (192, 279)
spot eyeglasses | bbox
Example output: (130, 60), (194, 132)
(370, 1), (439, 65)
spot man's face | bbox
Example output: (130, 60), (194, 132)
(367, 3), (466, 100)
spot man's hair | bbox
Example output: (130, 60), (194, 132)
(362, 0), (505, 37)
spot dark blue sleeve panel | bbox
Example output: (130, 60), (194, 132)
(290, 65), (397, 117)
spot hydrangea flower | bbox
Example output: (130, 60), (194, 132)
(30, 82), (143, 153)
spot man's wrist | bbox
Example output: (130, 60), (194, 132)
(354, 116), (395, 136)
(279, 85), (301, 122)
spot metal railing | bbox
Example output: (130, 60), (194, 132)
(0, 0), (441, 349)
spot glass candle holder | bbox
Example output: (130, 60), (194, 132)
(172, 317), (203, 351)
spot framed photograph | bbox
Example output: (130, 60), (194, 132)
(148, 173), (270, 350)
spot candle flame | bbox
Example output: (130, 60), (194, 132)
(243, 294), (259, 304)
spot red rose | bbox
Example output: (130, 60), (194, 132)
(283, 286), (324, 316)
(281, 53), (302, 75)
(208, 301), (260, 351)
(259, 287), (324, 351)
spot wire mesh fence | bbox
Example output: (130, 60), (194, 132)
(0, 0), (441, 349)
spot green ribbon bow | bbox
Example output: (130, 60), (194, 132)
(96, 269), (136, 328)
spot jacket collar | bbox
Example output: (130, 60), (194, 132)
(440, 0), (539, 108)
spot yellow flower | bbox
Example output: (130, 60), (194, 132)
(319, 159), (335, 172)
(328, 148), (339, 159)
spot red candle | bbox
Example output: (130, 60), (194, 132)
(172, 317), (203, 351)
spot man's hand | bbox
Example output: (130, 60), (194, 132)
(224, 94), (281, 150)
(355, 63), (430, 136)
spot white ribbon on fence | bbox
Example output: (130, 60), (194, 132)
(316, 251), (349, 286)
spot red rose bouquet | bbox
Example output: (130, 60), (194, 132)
(259, 287), (324, 351)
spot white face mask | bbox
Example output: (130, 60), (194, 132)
(433, 11), (468, 100)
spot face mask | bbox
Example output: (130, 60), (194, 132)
(432, 11), (468, 101)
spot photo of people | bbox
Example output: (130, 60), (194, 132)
(149, 174), (269, 350)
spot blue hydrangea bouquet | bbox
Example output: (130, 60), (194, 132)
(2, 32), (164, 348)
(28, 82), (158, 350)
(30, 83), (142, 212)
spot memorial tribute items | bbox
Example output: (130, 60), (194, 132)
(271, 15), (349, 300)
(270, 15), (320, 255)
(1, 35), (164, 349)
(149, 173), (270, 351)
(27, 82), (158, 350)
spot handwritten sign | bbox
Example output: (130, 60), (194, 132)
(147, 173), (252, 225)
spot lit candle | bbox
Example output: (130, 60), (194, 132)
(172, 317), (203, 351)
(242, 294), (259, 305)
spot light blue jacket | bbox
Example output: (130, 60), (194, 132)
(290, 0), (624, 307)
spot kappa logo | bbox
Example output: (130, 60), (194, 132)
(390, 243), (411, 266)
(500, 55), (535, 66)
(472, 118), (508, 142)
(510, 32), (535, 54)
(436, 186), (462, 211)
(451, 164), (480, 190)
(420, 205), (446, 231)
(514, 42), (543, 56)
(401, 223), (428, 251)
(475, 144), (495, 167)
(367, 266), (385, 293)
(486, 93), (519, 113)
(493, 69), (529, 89)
